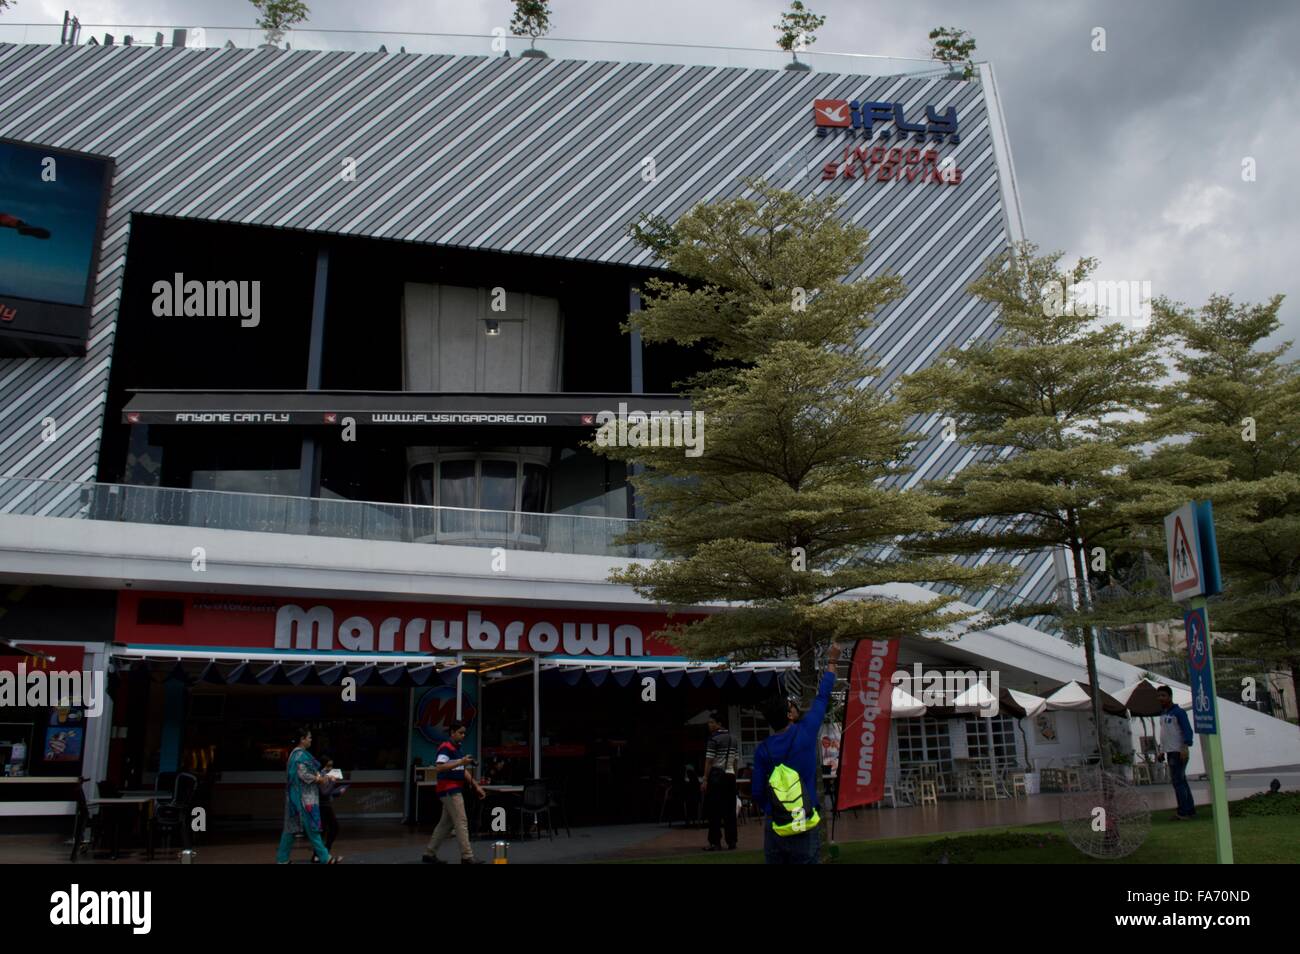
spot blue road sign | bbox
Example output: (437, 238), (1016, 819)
(1194, 500), (1223, 597)
(1184, 605), (1218, 734)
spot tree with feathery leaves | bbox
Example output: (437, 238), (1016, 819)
(600, 182), (1016, 704)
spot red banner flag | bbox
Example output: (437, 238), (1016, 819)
(836, 638), (900, 810)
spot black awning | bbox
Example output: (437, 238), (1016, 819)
(121, 390), (693, 427)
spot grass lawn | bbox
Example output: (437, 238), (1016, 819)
(630, 807), (1300, 864)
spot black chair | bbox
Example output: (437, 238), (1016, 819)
(150, 772), (198, 859)
(153, 771), (177, 802)
(70, 778), (95, 862)
(518, 779), (553, 841)
(542, 778), (571, 838)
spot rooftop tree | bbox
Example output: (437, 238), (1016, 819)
(775, 2), (825, 71)
(601, 182), (1015, 703)
(250, 0), (310, 47)
(929, 26), (977, 80)
(511, 0), (551, 57)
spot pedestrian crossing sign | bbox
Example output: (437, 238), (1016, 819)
(1165, 503), (1203, 601)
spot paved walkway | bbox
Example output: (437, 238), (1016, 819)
(5, 771), (1294, 864)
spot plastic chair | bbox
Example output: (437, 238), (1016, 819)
(518, 779), (553, 841)
(1008, 773), (1027, 797)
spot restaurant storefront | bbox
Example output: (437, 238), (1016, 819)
(107, 591), (791, 827)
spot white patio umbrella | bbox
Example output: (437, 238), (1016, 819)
(1116, 678), (1193, 714)
(952, 681), (999, 716)
(1000, 688), (1048, 774)
(890, 685), (928, 718)
(1002, 688), (1048, 718)
(1043, 680), (1127, 715)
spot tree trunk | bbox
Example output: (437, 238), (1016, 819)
(1289, 661), (1300, 720)
(1067, 532), (1111, 770)
(799, 637), (819, 710)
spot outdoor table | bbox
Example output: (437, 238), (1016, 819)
(87, 796), (155, 860)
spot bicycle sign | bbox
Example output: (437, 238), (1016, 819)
(1183, 605), (1217, 735)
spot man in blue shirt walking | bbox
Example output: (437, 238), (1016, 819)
(1156, 685), (1197, 820)
(752, 643), (841, 864)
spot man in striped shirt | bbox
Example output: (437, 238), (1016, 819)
(702, 711), (739, 851)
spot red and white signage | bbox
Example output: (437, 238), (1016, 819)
(836, 638), (901, 810)
(115, 592), (687, 658)
(813, 98), (851, 127)
(0, 643), (85, 674)
(1164, 503), (1203, 601)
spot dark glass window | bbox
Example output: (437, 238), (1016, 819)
(521, 463), (548, 513)
(408, 463), (434, 507)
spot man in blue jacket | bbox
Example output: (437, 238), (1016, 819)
(1156, 685), (1197, 820)
(752, 643), (841, 864)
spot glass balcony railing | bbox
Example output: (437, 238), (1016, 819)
(0, 23), (952, 78)
(0, 475), (653, 559)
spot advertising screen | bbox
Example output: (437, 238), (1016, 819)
(0, 138), (114, 355)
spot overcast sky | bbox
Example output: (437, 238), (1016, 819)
(16, 0), (1300, 343)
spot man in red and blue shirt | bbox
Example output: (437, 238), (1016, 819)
(422, 721), (486, 864)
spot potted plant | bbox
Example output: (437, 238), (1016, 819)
(775, 2), (825, 72)
(928, 26), (977, 80)
(1109, 742), (1133, 780)
(250, 0), (310, 49)
(512, 0), (551, 59)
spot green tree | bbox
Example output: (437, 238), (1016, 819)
(250, 0), (310, 47)
(899, 242), (1200, 762)
(601, 182), (1014, 703)
(929, 26), (977, 80)
(1150, 293), (1300, 704)
(775, 2), (826, 70)
(511, 0), (551, 53)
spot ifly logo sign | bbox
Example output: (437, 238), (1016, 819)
(813, 99), (959, 143)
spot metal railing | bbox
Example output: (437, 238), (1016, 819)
(0, 22), (953, 77)
(0, 475), (653, 559)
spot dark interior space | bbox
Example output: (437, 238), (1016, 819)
(481, 674), (772, 825)
(98, 215), (714, 497)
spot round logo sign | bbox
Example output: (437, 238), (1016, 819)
(415, 685), (477, 745)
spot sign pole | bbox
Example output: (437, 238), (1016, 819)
(1188, 594), (1233, 864)
(1166, 500), (1233, 864)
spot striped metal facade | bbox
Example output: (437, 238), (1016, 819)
(0, 41), (1056, 607)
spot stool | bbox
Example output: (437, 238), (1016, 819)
(919, 780), (938, 806)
